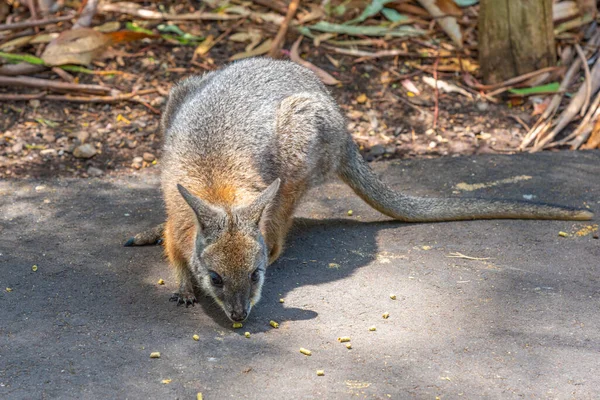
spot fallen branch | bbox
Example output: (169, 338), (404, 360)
(268, 0), (300, 58)
(99, 3), (240, 21)
(0, 89), (157, 104)
(0, 62), (46, 76)
(0, 14), (73, 32)
(0, 75), (114, 95)
(252, 0), (289, 14)
(574, 43), (592, 117)
(531, 55), (600, 151)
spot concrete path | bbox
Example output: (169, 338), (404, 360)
(1, 151), (599, 399)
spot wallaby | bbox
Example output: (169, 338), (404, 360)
(125, 57), (593, 322)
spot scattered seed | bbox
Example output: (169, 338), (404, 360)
(233, 322), (243, 329)
(32, 265), (38, 272)
(345, 343), (352, 349)
(369, 326), (376, 331)
(299, 348), (312, 356)
(390, 294), (397, 300)
(558, 231), (569, 237)
(269, 320), (279, 329)
(157, 279), (165, 285)
(337, 336), (351, 343)
(150, 352), (161, 358)
(279, 298), (285, 303)
(316, 370), (325, 376)
(347, 210), (353, 216)
(245, 332), (251, 338)
(5, 288), (12, 292)
(382, 312), (390, 319)
(422, 245), (432, 250)
(197, 393), (203, 400)
(356, 93), (368, 103)
(193, 334), (200, 341)
(161, 379), (171, 384)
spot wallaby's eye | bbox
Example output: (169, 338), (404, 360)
(250, 268), (260, 283)
(209, 271), (223, 287)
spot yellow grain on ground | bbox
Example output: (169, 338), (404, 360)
(150, 352), (160, 358)
(454, 175), (532, 192)
(299, 348), (312, 356)
(270, 320), (279, 328)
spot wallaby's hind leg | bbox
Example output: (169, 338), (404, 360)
(264, 182), (306, 264)
(164, 220), (197, 306)
(124, 223), (165, 247)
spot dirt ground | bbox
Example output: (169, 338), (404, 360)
(1, 17), (531, 179)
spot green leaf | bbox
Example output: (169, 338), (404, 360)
(381, 8), (408, 22)
(345, 0), (394, 25)
(454, 0), (479, 6)
(508, 82), (560, 96)
(0, 51), (45, 65)
(125, 22), (154, 35)
(304, 21), (425, 37)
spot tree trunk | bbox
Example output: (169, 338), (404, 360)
(479, 0), (555, 84)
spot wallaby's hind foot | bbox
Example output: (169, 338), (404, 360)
(124, 223), (165, 247)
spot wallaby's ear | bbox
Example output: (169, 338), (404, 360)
(177, 184), (226, 236)
(240, 178), (281, 225)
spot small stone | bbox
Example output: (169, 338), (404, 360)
(143, 152), (156, 162)
(87, 167), (103, 177)
(150, 96), (166, 107)
(77, 131), (90, 144)
(133, 156), (143, 164)
(40, 149), (57, 157)
(369, 145), (385, 157)
(43, 133), (56, 143)
(11, 142), (23, 154)
(476, 101), (489, 112)
(471, 124), (484, 134)
(73, 144), (97, 159)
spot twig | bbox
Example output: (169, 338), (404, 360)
(507, 115), (531, 132)
(433, 54), (440, 130)
(73, 0), (99, 29)
(0, 14), (73, 32)
(531, 55), (600, 151)
(252, 0), (289, 14)
(447, 252), (490, 261)
(98, 3), (240, 21)
(574, 43), (592, 117)
(0, 62), (46, 76)
(268, 0), (300, 58)
(464, 66), (561, 92)
(0, 75), (114, 95)
(0, 92), (45, 101)
(51, 67), (75, 83)
(0, 89), (158, 104)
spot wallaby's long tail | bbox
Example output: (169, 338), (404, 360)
(338, 144), (593, 222)
(124, 223), (165, 246)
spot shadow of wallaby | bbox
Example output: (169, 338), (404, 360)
(168, 217), (405, 332)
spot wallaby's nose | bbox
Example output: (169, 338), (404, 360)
(231, 310), (248, 322)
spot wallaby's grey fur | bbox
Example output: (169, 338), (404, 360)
(125, 57), (593, 321)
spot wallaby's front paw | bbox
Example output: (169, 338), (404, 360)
(169, 292), (197, 307)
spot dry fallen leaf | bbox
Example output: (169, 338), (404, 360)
(41, 28), (111, 66)
(415, 0), (463, 47)
(289, 37), (341, 86)
(229, 39), (273, 61)
(41, 28), (155, 66)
